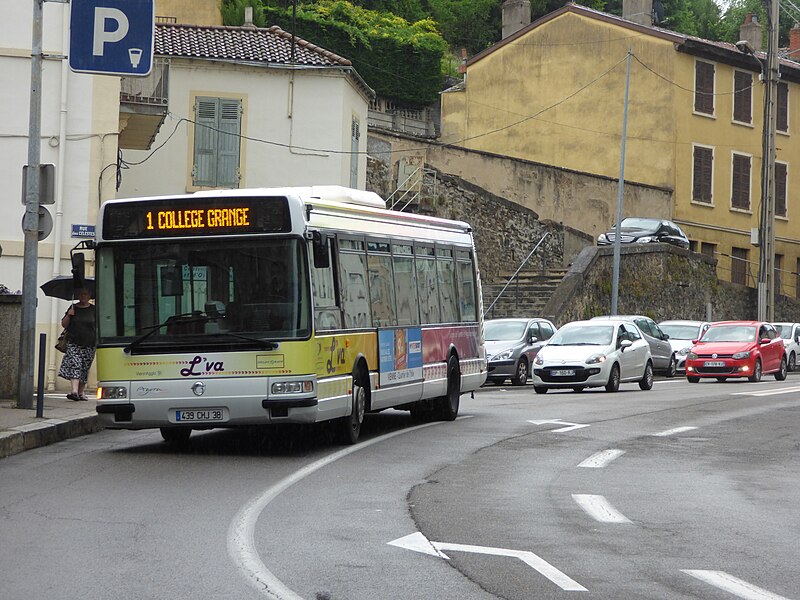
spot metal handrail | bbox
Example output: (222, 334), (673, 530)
(483, 232), (550, 317)
(388, 166), (422, 210)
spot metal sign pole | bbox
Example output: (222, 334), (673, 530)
(17, 0), (44, 409)
(611, 49), (632, 317)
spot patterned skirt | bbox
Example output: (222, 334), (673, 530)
(58, 342), (96, 384)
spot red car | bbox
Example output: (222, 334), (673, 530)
(685, 321), (787, 383)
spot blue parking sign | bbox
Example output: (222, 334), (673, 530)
(69, 0), (154, 76)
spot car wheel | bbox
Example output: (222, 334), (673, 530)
(533, 385), (548, 394)
(775, 356), (788, 381)
(605, 364), (620, 393)
(687, 376), (700, 383)
(511, 358), (529, 386)
(665, 355), (677, 378)
(748, 358), (762, 383)
(572, 386), (585, 393)
(160, 427), (191, 444)
(789, 352), (797, 372)
(639, 361), (654, 390)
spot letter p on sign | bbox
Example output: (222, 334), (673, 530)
(93, 8), (129, 56)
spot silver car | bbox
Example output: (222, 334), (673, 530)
(773, 322), (800, 371)
(659, 320), (711, 373)
(592, 315), (675, 376)
(484, 318), (556, 386)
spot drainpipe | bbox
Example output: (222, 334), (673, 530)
(46, 3), (71, 390)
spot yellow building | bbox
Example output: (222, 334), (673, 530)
(441, 2), (800, 299)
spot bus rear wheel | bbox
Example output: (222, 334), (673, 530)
(336, 371), (367, 444)
(160, 427), (191, 444)
(435, 356), (461, 421)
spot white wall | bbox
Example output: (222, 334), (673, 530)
(117, 58), (369, 198)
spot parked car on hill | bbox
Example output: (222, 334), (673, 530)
(596, 217), (690, 249)
(531, 319), (653, 393)
(658, 320), (712, 373)
(773, 322), (800, 371)
(484, 317), (557, 386)
(685, 321), (787, 382)
(591, 315), (676, 376)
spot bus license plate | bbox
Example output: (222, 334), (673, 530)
(176, 409), (225, 422)
(704, 361), (726, 367)
(551, 369), (575, 377)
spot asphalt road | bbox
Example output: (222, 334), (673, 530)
(2, 376), (798, 600)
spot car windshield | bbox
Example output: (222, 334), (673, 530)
(618, 218), (659, 231)
(660, 323), (701, 340)
(700, 325), (756, 343)
(548, 325), (613, 346)
(774, 324), (793, 339)
(485, 320), (527, 341)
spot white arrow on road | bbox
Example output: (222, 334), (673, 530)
(388, 532), (587, 592)
(528, 418), (590, 433)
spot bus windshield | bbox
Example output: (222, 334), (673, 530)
(96, 237), (311, 350)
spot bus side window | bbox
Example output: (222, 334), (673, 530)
(339, 239), (371, 328)
(392, 243), (418, 326)
(416, 246), (440, 324)
(456, 250), (477, 322)
(367, 241), (397, 327)
(436, 247), (458, 323)
(310, 238), (341, 331)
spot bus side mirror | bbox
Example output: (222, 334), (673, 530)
(71, 252), (85, 288)
(312, 231), (330, 268)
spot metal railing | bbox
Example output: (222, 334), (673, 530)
(120, 58), (169, 106)
(387, 166), (437, 212)
(483, 233), (551, 318)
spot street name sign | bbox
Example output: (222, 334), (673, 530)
(69, 0), (154, 76)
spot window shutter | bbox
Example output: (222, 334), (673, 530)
(775, 162), (787, 217)
(217, 99), (242, 188)
(777, 82), (789, 132)
(733, 71), (751, 123)
(732, 154), (751, 210)
(695, 61), (714, 114)
(349, 118), (360, 189)
(194, 98), (219, 187)
(693, 146), (712, 203)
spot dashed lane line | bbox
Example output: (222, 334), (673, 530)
(577, 449), (625, 468)
(572, 494), (632, 524)
(682, 570), (791, 600)
(651, 426), (698, 437)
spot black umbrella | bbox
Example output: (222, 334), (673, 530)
(40, 276), (95, 301)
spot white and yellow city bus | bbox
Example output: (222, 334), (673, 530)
(92, 186), (486, 444)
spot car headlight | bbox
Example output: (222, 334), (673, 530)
(494, 349), (514, 361)
(732, 351), (751, 360)
(679, 347), (690, 355)
(687, 352), (698, 360)
(534, 354), (545, 365)
(597, 234), (607, 243)
(271, 380), (314, 394)
(586, 354), (607, 364)
(635, 236), (655, 243)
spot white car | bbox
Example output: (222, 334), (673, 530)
(773, 322), (800, 371)
(531, 319), (653, 393)
(658, 320), (711, 373)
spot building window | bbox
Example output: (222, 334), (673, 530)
(694, 60), (715, 115)
(733, 70), (752, 124)
(688, 240), (698, 252)
(349, 118), (360, 188)
(731, 153), (751, 210)
(776, 162), (788, 217)
(731, 247), (749, 285)
(692, 145), (713, 203)
(777, 81), (789, 132)
(701, 242), (716, 259)
(193, 97), (242, 188)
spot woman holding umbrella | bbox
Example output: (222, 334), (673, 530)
(58, 287), (96, 401)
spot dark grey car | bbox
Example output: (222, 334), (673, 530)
(485, 318), (557, 386)
(596, 218), (690, 249)
(591, 315), (676, 377)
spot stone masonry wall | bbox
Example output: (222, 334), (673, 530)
(0, 294), (21, 398)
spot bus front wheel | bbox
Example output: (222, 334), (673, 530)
(435, 356), (461, 421)
(336, 371), (367, 444)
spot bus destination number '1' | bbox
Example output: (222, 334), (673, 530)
(146, 207), (250, 231)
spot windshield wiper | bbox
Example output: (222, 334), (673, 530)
(210, 331), (279, 350)
(123, 312), (207, 354)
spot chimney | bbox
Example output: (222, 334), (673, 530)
(622, 0), (654, 26)
(739, 13), (762, 52)
(789, 24), (800, 60)
(243, 6), (256, 28)
(502, 0), (531, 39)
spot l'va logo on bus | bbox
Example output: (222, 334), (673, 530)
(180, 356), (225, 377)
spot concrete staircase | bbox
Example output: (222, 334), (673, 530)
(482, 269), (567, 319)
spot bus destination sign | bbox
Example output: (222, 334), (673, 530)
(102, 196), (291, 240)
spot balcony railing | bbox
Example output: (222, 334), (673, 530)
(120, 58), (169, 106)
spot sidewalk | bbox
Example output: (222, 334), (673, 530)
(0, 393), (102, 459)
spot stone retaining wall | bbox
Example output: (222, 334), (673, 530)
(0, 294), (21, 398)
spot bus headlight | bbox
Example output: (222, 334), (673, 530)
(98, 386), (127, 399)
(271, 380), (314, 394)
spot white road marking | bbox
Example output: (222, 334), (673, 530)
(577, 449), (625, 468)
(572, 494), (632, 523)
(652, 426), (698, 437)
(733, 385), (800, 397)
(227, 418), (465, 599)
(528, 419), (590, 432)
(682, 570), (791, 600)
(388, 532), (588, 592)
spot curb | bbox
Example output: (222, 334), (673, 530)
(0, 413), (102, 459)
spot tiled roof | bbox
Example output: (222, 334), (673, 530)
(155, 23), (352, 67)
